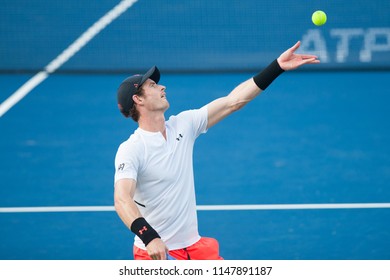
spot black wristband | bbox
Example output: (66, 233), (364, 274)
(253, 59), (285, 90)
(130, 217), (160, 246)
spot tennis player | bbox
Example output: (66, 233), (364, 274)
(114, 41), (319, 260)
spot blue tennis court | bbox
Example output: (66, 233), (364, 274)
(1, 71), (389, 260)
(1, 0), (390, 260)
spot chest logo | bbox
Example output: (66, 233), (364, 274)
(176, 134), (183, 141)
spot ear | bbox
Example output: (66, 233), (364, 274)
(132, 94), (143, 105)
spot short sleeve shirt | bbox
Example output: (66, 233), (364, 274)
(114, 106), (208, 250)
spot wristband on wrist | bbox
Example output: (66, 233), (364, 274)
(130, 217), (160, 246)
(253, 59), (285, 90)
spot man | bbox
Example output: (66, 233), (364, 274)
(114, 41), (319, 260)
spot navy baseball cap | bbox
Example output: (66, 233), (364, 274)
(117, 66), (160, 117)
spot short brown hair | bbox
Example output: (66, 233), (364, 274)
(129, 86), (144, 122)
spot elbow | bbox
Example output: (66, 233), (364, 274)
(114, 190), (125, 213)
(229, 100), (247, 113)
(231, 103), (245, 112)
(226, 93), (250, 113)
(114, 196), (120, 209)
(114, 196), (121, 214)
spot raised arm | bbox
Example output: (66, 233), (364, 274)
(114, 179), (168, 260)
(206, 78), (261, 129)
(206, 41), (319, 129)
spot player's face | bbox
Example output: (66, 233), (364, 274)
(141, 79), (169, 112)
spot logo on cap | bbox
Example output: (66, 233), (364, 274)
(134, 83), (139, 88)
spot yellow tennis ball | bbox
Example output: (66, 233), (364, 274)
(312, 10), (327, 26)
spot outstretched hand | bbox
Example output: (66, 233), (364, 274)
(277, 41), (320, 71)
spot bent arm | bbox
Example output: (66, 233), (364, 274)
(114, 179), (168, 259)
(114, 178), (141, 228)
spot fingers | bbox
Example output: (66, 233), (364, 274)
(150, 251), (167, 260)
(295, 54), (320, 63)
(279, 41), (303, 61)
(289, 41), (301, 52)
(299, 57), (320, 66)
(279, 41), (320, 70)
(305, 57), (320, 63)
(299, 54), (319, 59)
(147, 238), (169, 260)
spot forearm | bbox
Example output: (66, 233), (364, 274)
(207, 73), (272, 128)
(114, 194), (142, 230)
(227, 78), (263, 110)
(114, 182), (161, 247)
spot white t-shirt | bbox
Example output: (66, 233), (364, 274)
(114, 106), (208, 250)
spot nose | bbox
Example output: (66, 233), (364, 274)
(160, 84), (166, 91)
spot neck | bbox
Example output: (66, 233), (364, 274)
(138, 112), (166, 137)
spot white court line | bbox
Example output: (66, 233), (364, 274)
(197, 203), (390, 210)
(0, 0), (138, 118)
(1, 203), (390, 213)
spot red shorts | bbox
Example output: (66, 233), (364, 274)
(133, 237), (224, 260)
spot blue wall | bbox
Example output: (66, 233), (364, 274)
(1, 0), (390, 72)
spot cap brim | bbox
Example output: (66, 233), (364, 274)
(140, 66), (160, 86)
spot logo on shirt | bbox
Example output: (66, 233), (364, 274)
(118, 163), (125, 171)
(176, 134), (183, 141)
